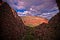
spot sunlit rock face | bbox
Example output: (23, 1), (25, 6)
(2, 0), (59, 27)
(21, 16), (48, 27)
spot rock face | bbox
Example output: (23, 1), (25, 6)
(0, 1), (60, 40)
(21, 16), (48, 27)
(0, 3), (25, 40)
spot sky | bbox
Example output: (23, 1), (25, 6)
(2, 0), (59, 20)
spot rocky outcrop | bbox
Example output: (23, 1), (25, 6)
(0, 1), (60, 40)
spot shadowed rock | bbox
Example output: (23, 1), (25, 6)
(0, 1), (60, 40)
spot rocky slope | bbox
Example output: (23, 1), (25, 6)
(0, 1), (60, 40)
